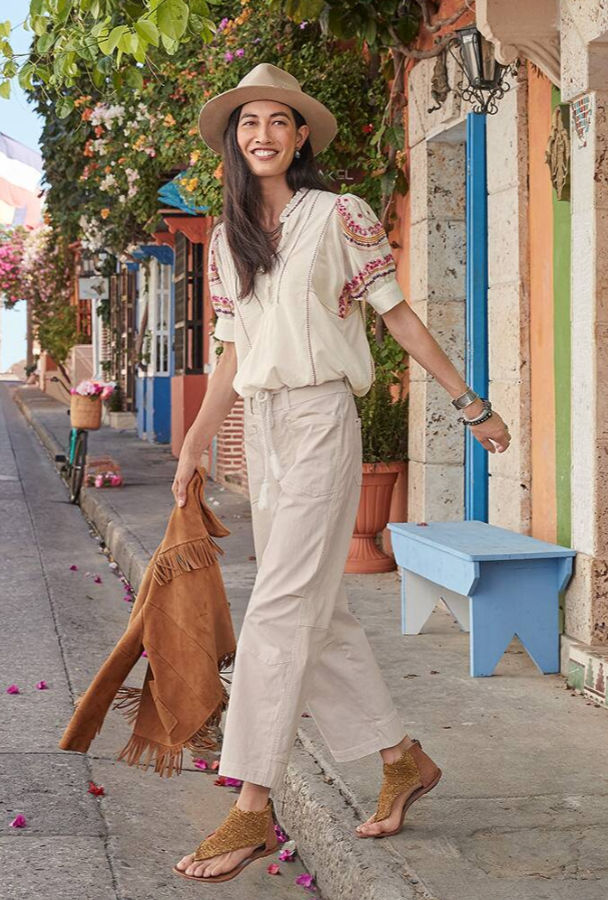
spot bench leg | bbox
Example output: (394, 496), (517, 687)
(470, 562), (560, 676)
(401, 570), (442, 634)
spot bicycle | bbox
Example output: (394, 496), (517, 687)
(50, 376), (89, 504)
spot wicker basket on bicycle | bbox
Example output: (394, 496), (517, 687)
(70, 394), (102, 430)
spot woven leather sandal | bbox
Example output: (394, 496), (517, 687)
(172, 800), (278, 883)
(356, 739), (442, 839)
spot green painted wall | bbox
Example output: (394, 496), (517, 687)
(552, 89), (572, 554)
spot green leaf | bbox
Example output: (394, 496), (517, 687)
(157, 0), (189, 41)
(2, 59), (17, 78)
(17, 62), (34, 90)
(125, 66), (143, 90)
(56, 96), (74, 118)
(0, 20), (11, 38)
(91, 64), (105, 88)
(0, 80), (10, 99)
(30, 15), (47, 36)
(135, 18), (159, 46)
(36, 31), (54, 54)
(160, 32), (179, 53)
(117, 30), (138, 54)
(29, 0), (45, 16)
(99, 24), (128, 55)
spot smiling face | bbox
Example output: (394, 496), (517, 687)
(236, 99), (310, 178)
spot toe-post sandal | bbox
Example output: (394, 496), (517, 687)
(172, 799), (278, 883)
(357, 739), (442, 839)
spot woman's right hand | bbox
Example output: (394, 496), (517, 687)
(172, 444), (200, 508)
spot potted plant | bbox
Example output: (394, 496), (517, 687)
(346, 312), (408, 574)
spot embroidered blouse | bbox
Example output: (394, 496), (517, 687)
(209, 187), (404, 398)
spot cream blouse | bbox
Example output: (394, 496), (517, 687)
(209, 187), (404, 398)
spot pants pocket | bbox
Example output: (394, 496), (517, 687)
(281, 410), (342, 498)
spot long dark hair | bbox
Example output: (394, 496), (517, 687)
(222, 103), (331, 299)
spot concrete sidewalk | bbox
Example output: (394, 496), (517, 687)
(14, 385), (608, 900)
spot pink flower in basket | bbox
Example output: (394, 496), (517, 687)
(94, 474), (104, 488)
(72, 379), (115, 398)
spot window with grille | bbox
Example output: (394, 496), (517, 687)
(173, 231), (205, 375)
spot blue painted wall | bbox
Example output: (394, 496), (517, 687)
(465, 113), (489, 521)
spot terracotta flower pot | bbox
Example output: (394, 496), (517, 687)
(345, 462), (402, 574)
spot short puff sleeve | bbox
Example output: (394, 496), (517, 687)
(335, 194), (404, 316)
(209, 226), (235, 342)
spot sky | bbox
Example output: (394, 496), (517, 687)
(0, 1), (43, 370)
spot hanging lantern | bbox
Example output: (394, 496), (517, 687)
(448, 26), (515, 115)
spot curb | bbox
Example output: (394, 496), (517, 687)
(14, 387), (423, 900)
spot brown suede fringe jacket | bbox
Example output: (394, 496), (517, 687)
(59, 468), (236, 778)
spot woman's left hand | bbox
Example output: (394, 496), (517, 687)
(467, 409), (511, 453)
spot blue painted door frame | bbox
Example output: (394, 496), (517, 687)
(465, 112), (489, 521)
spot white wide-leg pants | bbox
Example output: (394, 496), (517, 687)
(219, 379), (404, 791)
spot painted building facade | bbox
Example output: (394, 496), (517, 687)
(403, 0), (608, 698)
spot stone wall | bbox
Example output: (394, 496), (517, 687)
(407, 57), (468, 522)
(486, 69), (532, 532)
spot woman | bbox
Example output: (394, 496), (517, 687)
(173, 63), (510, 883)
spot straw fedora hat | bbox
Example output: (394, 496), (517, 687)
(198, 63), (337, 156)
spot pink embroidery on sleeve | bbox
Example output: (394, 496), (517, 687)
(338, 254), (397, 317)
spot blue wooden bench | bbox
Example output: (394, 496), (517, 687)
(387, 521), (576, 677)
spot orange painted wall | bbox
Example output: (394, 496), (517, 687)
(527, 67), (557, 541)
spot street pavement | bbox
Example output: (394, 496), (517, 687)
(0, 383), (311, 900)
(5, 381), (608, 900)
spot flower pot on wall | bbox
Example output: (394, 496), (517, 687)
(345, 462), (401, 574)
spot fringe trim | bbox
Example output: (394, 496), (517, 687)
(111, 681), (230, 777)
(112, 685), (142, 725)
(152, 536), (224, 585)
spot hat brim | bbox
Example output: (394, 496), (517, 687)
(198, 85), (337, 156)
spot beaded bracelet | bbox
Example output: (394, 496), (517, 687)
(460, 398), (493, 427)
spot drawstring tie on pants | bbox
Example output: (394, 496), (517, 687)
(255, 390), (282, 510)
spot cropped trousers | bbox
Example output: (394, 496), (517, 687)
(218, 378), (405, 792)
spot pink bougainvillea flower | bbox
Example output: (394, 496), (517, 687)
(295, 873), (316, 890)
(236, 48), (245, 57)
(69, 564), (78, 571)
(193, 758), (208, 770)
(88, 781), (105, 796)
(93, 575), (102, 584)
(224, 777), (242, 788)
(9, 814), (26, 828)
(274, 823), (288, 843)
(224, 51), (234, 62)
(210, 760), (220, 771)
(6, 685), (19, 694)
(267, 863), (280, 875)
(279, 841), (296, 861)
(35, 680), (48, 690)
(141, 650), (147, 658)
(214, 776), (227, 786)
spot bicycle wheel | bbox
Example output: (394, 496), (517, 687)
(69, 430), (87, 503)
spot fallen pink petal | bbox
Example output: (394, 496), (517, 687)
(69, 564), (78, 571)
(223, 777), (242, 787)
(274, 823), (288, 843)
(193, 758), (208, 770)
(6, 685), (19, 694)
(279, 840), (297, 861)
(35, 680), (48, 690)
(295, 873), (316, 890)
(9, 815), (26, 828)
(93, 575), (102, 584)
(141, 650), (147, 657)
(267, 863), (281, 875)
(210, 760), (220, 771)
